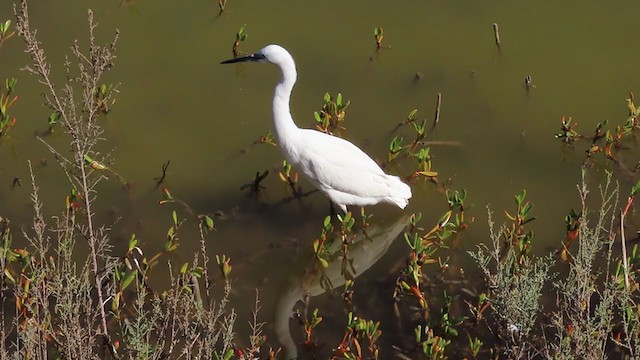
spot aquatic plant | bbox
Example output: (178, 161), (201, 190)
(0, 78), (18, 136)
(374, 27), (384, 50)
(0, 19), (14, 43)
(314, 92), (350, 135)
(469, 204), (554, 358)
(232, 25), (247, 58)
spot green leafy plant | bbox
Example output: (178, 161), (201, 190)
(388, 136), (404, 162)
(333, 312), (382, 359)
(0, 78), (18, 136)
(278, 160), (302, 198)
(312, 215), (334, 269)
(374, 27), (384, 50)
(95, 83), (115, 114)
(254, 131), (276, 146)
(503, 190), (536, 258)
(232, 25), (247, 58)
(446, 188), (467, 229)
(302, 308), (323, 348)
(395, 211), (456, 315)
(314, 92), (350, 134)
(0, 20), (15, 42)
(415, 324), (449, 359)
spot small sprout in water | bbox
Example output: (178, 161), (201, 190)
(387, 136), (404, 162)
(218, 0), (228, 13)
(278, 160), (302, 197)
(5, 78), (16, 95)
(232, 25), (247, 58)
(413, 147), (438, 179)
(343, 279), (354, 307)
(402, 108), (419, 127)
(84, 155), (108, 171)
(48, 111), (61, 130)
(0, 78), (19, 136)
(65, 188), (83, 212)
(298, 307), (323, 348)
(84, 154), (129, 186)
(161, 186), (174, 202)
(205, 216), (215, 230)
(467, 334), (483, 358)
(560, 208), (581, 258)
(503, 190), (536, 258)
(447, 188), (468, 228)
(312, 215), (333, 268)
(314, 92), (350, 134)
(254, 131), (276, 146)
(0, 20), (15, 42)
(415, 324), (450, 358)
(198, 214), (216, 232)
(524, 75), (536, 90)
(95, 83), (115, 114)
(374, 27), (384, 50)
(216, 254), (232, 279)
(555, 116), (580, 144)
(435, 290), (465, 336)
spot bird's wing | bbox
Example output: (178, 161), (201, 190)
(295, 130), (395, 198)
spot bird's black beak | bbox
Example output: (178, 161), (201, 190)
(220, 52), (266, 64)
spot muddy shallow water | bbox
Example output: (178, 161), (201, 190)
(2, 0), (640, 357)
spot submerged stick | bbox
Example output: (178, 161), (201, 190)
(493, 23), (501, 48)
(433, 92), (442, 125)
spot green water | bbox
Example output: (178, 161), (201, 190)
(2, 0), (640, 357)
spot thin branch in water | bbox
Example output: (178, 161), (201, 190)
(154, 160), (171, 188)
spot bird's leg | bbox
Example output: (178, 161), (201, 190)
(329, 201), (337, 219)
(328, 201), (348, 220)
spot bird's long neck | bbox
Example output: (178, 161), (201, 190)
(272, 56), (299, 150)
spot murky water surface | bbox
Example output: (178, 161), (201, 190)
(2, 0), (640, 357)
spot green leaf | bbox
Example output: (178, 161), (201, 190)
(172, 210), (178, 226)
(122, 270), (137, 290)
(205, 216), (215, 230)
(112, 292), (120, 311)
(128, 234), (138, 252)
(318, 257), (329, 268)
(521, 202), (533, 217)
(223, 348), (234, 360)
(3, 268), (15, 284)
(48, 111), (61, 125)
(632, 180), (640, 196)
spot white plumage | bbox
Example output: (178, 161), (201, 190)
(222, 44), (411, 212)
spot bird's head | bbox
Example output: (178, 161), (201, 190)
(220, 44), (291, 66)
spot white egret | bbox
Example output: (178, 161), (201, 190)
(221, 45), (411, 212)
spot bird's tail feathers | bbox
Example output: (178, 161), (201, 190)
(385, 176), (412, 209)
